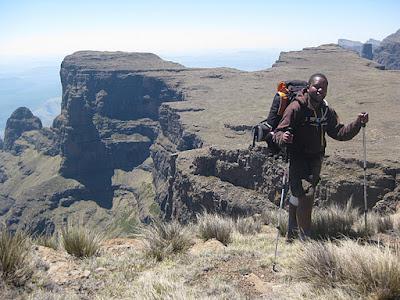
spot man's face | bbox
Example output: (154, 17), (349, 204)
(308, 77), (328, 104)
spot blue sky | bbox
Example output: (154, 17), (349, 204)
(0, 0), (399, 58)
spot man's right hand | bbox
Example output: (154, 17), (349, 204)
(282, 131), (293, 144)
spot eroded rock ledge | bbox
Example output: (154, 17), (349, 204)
(152, 142), (399, 222)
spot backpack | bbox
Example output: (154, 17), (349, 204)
(252, 80), (308, 149)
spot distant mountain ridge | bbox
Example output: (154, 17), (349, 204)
(374, 29), (400, 70)
(337, 38), (381, 60)
(338, 29), (400, 70)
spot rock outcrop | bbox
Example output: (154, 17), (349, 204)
(4, 107), (42, 151)
(374, 29), (400, 70)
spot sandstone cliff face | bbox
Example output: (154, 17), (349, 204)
(374, 29), (400, 70)
(58, 52), (184, 177)
(55, 52), (185, 209)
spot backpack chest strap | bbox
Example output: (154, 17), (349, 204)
(303, 107), (329, 128)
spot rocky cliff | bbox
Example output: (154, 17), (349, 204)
(374, 29), (400, 70)
(0, 46), (399, 233)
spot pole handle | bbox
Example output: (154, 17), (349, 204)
(360, 112), (367, 127)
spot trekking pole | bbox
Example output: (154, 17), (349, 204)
(272, 143), (290, 272)
(252, 128), (257, 148)
(362, 121), (368, 232)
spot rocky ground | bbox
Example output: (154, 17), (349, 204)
(3, 214), (400, 300)
(0, 227), (290, 299)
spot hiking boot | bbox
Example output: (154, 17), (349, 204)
(298, 234), (310, 242)
(299, 229), (311, 242)
(286, 229), (298, 243)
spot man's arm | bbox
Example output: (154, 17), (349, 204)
(273, 102), (299, 145)
(326, 108), (366, 141)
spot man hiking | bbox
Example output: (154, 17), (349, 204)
(273, 73), (369, 241)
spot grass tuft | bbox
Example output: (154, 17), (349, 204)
(354, 212), (394, 238)
(142, 221), (193, 261)
(311, 203), (358, 239)
(293, 239), (400, 299)
(377, 215), (394, 233)
(61, 223), (103, 258)
(197, 213), (233, 245)
(235, 217), (262, 235)
(33, 233), (58, 250)
(0, 228), (33, 286)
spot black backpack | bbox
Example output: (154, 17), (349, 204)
(252, 80), (307, 149)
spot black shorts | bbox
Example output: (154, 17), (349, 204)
(289, 154), (322, 197)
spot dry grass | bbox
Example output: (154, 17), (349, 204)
(378, 215), (394, 233)
(33, 233), (59, 250)
(354, 212), (394, 238)
(142, 221), (193, 261)
(261, 209), (288, 237)
(235, 217), (262, 235)
(130, 271), (196, 299)
(6, 215), (400, 299)
(311, 203), (359, 239)
(0, 228), (33, 287)
(293, 239), (400, 299)
(61, 223), (103, 258)
(197, 213), (234, 245)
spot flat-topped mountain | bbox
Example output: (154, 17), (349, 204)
(0, 44), (399, 233)
(61, 51), (184, 71)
